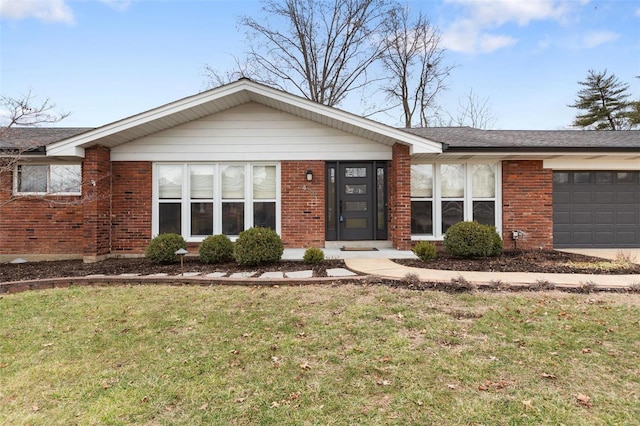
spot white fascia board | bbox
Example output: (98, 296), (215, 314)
(257, 86), (442, 152)
(46, 81), (256, 157)
(46, 79), (442, 156)
(544, 157), (640, 170)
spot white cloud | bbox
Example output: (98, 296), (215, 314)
(0, 0), (75, 24)
(99, 0), (132, 12)
(579, 30), (619, 48)
(442, 0), (582, 54)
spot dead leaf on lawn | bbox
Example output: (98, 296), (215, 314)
(42, 343), (54, 348)
(576, 393), (593, 408)
(522, 400), (535, 411)
(581, 348), (592, 354)
(299, 361), (311, 370)
(235, 397), (246, 403)
(542, 373), (557, 379)
(0, 363), (9, 369)
(199, 403), (208, 410)
(377, 379), (392, 386)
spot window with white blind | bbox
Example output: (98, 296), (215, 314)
(155, 163), (279, 240)
(14, 164), (82, 195)
(411, 162), (500, 239)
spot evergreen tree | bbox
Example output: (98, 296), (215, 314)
(569, 69), (631, 130)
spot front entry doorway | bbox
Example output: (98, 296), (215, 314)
(326, 162), (387, 241)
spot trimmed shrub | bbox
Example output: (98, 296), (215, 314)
(145, 233), (187, 263)
(234, 227), (284, 266)
(444, 221), (501, 258)
(490, 227), (504, 256)
(303, 247), (325, 264)
(199, 234), (234, 264)
(412, 241), (437, 262)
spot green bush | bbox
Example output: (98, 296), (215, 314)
(303, 247), (325, 264)
(145, 233), (187, 263)
(490, 227), (504, 256)
(234, 227), (284, 266)
(412, 241), (437, 262)
(199, 234), (234, 264)
(444, 221), (501, 258)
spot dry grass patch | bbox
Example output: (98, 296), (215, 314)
(1, 285), (640, 425)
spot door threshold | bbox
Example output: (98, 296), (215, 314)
(325, 241), (392, 249)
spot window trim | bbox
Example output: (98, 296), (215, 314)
(152, 162), (281, 242)
(411, 161), (502, 240)
(13, 163), (82, 196)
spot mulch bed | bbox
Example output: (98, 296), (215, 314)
(396, 250), (640, 275)
(1, 251), (638, 283)
(0, 258), (346, 283)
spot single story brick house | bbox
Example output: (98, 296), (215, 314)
(1, 79), (639, 262)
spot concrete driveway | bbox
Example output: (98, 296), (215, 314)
(556, 248), (640, 264)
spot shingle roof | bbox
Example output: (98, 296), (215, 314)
(0, 127), (93, 152)
(1, 125), (639, 154)
(402, 127), (640, 151)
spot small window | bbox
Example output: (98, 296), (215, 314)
(15, 164), (81, 195)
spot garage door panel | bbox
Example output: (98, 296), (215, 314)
(573, 192), (592, 203)
(572, 211), (592, 224)
(594, 211), (614, 224)
(553, 171), (639, 248)
(594, 192), (615, 203)
(617, 211), (637, 224)
(594, 231), (615, 245)
(616, 191), (637, 203)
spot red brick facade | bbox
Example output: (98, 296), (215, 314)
(280, 161), (325, 248)
(389, 144), (412, 249)
(501, 160), (554, 250)
(1, 154), (558, 261)
(0, 160), (84, 260)
(82, 145), (112, 261)
(110, 161), (153, 255)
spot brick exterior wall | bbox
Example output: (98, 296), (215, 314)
(82, 145), (112, 261)
(280, 161), (325, 248)
(502, 160), (553, 250)
(0, 161), (84, 261)
(389, 143), (412, 249)
(110, 161), (153, 255)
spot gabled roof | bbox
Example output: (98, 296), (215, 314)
(404, 127), (640, 152)
(45, 79), (442, 157)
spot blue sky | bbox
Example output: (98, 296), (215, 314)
(1, 0), (639, 130)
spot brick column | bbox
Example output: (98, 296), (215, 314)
(502, 160), (553, 250)
(390, 143), (412, 250)
(280, 161), (325, 248)
(82, 145), (112, 262)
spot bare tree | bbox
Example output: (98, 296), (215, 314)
(203, 56), (255, 89)
(239, 0), (395, 107)
(1, 91), (71, 206)
(378, 6), (453, 127)
(450, 88), (496, 129)
(1, 90), (69, 163)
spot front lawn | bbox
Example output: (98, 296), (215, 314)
(1, 284), (639, 424)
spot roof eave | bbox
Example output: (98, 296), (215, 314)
(46, 80), (443, 157)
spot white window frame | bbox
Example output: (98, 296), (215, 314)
(13, 163), (82, 196)
(152, 162), (281, 242)
(411, 161), (502, 240)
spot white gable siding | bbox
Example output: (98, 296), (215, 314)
(111, 103), (392, 161)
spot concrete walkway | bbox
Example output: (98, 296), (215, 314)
(344, 258), (640, 288)
(284, 247), (640, 288)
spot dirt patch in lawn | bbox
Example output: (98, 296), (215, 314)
(395, 250), (640, 275)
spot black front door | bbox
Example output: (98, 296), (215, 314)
(326, 162), (387, 241)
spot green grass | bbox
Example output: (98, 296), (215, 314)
(2, 284), (640, 425)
